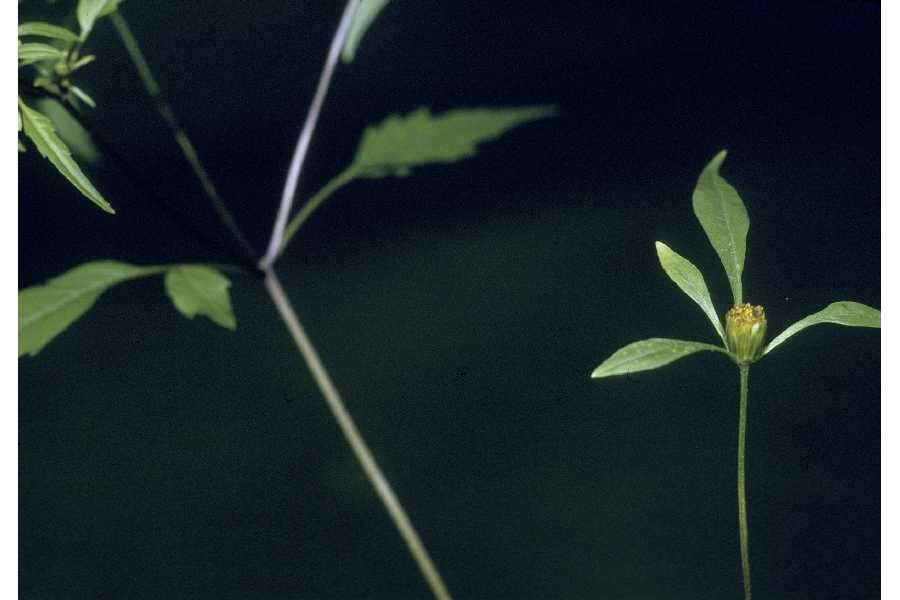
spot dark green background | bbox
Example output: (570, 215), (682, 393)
(20, 1), (879, 598)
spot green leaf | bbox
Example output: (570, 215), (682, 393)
(763, 301), (880, 356)
(18, 42), (65, 65)
(77, 0), (121, 40)
(18, 22), (80, 43)
(342, 0), (391, 63)
(692, 150), (750, 305)
(19, 261), (161, 357)
(351, 106), (558, 177)
(35, 99), (99, 163)
(655, 241), (725, 342)
(164, 266), (236, 330)
(282, 105), (557, 248)
(591, 338), (728, 378)
(18, 98), (113, 213)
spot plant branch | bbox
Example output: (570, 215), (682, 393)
(262, 266), (453, 600)
(260, 0), (361, 268)
(109, 10), (258, 269)
(737, 365), (752, 600)
(43, 94), (258, 275)
(281, 167), (357, 251)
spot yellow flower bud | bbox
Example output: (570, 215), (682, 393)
(725, 303), (767, 365)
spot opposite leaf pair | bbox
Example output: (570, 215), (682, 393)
(18, 262), (235, 358)
(591, 150), (880, 378)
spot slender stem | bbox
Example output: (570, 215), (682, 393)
(263, 267), (453, 600)
(48, 93), (257, 274)
(737, 365), (752, 600)
(109, 10), (258, 268)
(281, 167), (357, 251)
(260, 0), (361, 268)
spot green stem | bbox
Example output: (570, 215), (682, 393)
(281, 167), (357, 251)
(737, 365), (752, 600)
(109, 10), (258, 267)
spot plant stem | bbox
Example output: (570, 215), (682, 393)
(109, 10), (258, 268)
(262, 267), (453, 600)
(261, 0), (362, 267)
(737, 365), (752, 600)
(281, 167), (357, 251)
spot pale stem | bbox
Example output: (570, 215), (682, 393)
(738, 365), (752, 600)
(263, 267), (454, 600)
(260, 0), (361, 268)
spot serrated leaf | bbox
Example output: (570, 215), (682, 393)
(655, 241), (725, 342)
(19, 261), (161, 357)
(351, 105), (558, 177)
(18, 98), (113, 213)
(164, 266), (236, 330)
(36, 99), (99, 163)
(342, 0), (391, 63)
(591, 338), (728, 378)
(77, 0), (121, 40)
(18, 42), (65, 65)
(692, 150), (749, 305)
(763, 301), (880, 356)
(282, 105), (557, 248)
(18, 22), (80, 43)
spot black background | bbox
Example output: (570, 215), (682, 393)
(20, 1), (880, 598)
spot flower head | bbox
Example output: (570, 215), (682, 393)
(726, 303), (767, 365)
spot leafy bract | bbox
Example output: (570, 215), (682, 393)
(77, 0), (121, 40)
(342, 0), (390, 63)
(763, 301), (880, 356)
(591, 338), (728, 378)
(19, 261), (161, 357)
(18, 22), (80, 43)
(692, 150), (749, 305)
(282, 105), (557, 247)
(18, 43), (65, 66)
(164, 266), (236, 330)
(655, 242), (725, 342)
(351, 106), (558, 177)
(18, 98), (113, 213)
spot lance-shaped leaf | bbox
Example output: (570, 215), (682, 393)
(18, 98), (113, 213)
(763, 301), (880, 356)
(19, 261), (162, 357)
(164, 266), (237, 330)
(655, 241), (725, 342)
(342, 0), (391, 63)
(282, 105), (557, 247)
(692, 150), (749, 305)
(351, 105), (558, 177)
(18, 42), (65, 65)
(591, 338), (729, 378)
(77, 0), (121, 40)
(18, 22), (80, 43)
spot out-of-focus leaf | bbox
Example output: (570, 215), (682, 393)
(763, 301), (880, 356)
(18, 22), (80, 42)
(18, 42), (65, 65)
(18, 98), (112, 212)
(19, 261), (161, 357)
(342, 0), (390, 63)
(692, 150), (749, 305)
(282, 105), (557, 247)
(35, 99), (99, 163)
(77, 0), (121, 40)
(655, 241), (725, 342)
(591, 338), (728, 378)
(164, 266), (236, 330)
